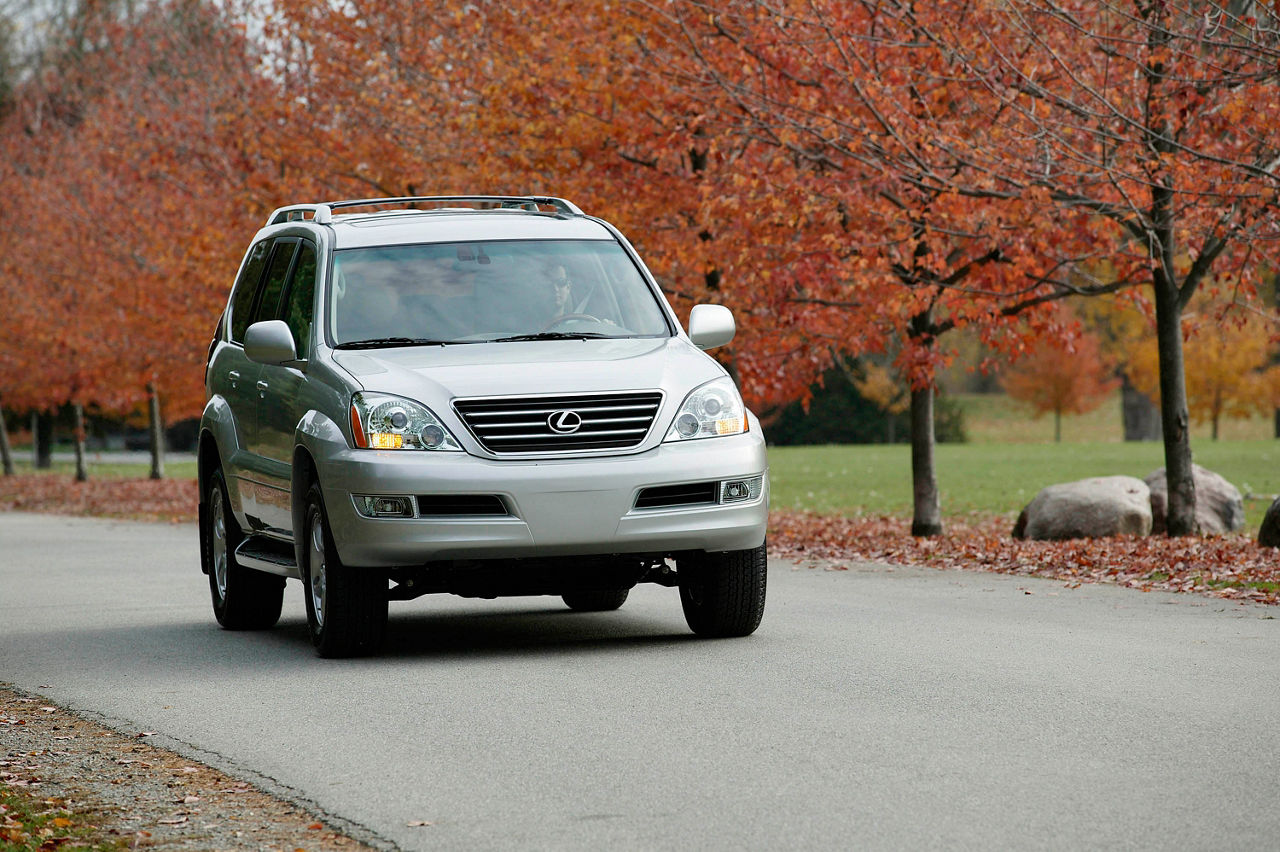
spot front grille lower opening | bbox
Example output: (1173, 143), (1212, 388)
(416, 495), (508, 516)
(634, 482), (719, 510)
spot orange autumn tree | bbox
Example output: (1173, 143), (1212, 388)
(265, 0), (802, 403)
(642, 0), (1131, 534)
(0, 1), (290, 478)
(1129, 306), (1280, 440)
(1002, 315), (1119, 442)
(929, 1), (1280, 533)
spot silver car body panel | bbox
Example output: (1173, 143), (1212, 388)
(202, 204), (768, 573)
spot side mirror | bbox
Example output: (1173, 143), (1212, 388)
(688, 304), (735, 351)
(244, 320), (305, 368)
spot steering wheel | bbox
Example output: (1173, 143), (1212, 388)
(541, 313), (600, 331)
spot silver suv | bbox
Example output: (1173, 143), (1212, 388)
(198, 196), (768, 656)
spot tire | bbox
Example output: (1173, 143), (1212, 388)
(562, 589), (630, 612)
(679, 543), (767, 638)
(302, 481), (388, 658)
(204, 468), (284, 630)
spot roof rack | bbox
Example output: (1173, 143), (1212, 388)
(264, 196), (584, 227)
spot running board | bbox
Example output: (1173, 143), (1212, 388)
(235, 536), (301, 580)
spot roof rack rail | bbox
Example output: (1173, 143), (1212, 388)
(265, 204), (334, 226)
(329, 196), (584, 216)
(266, 196), (584, 227)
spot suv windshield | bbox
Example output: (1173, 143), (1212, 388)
(329, 239), (671, 346)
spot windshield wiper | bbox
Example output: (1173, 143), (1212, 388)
(492, 331), (617, 343)
(334, 337), (472, 350)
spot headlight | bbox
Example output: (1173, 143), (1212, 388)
(349, 392), (462, 451)
(664, 376), (748, 441)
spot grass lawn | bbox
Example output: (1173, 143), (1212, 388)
(768, 439), (1280, 530)
(956, 390), (1276, 444)
(4, 458), (198, 479)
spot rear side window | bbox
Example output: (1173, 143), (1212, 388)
(252, 240), (299, 326)
(282, 242), (318, 359)
(229, 240), (271, 343)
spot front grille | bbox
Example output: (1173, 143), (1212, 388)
(634, 482), (719, 510)
(416, 495), (508, 516)
(454, 392), (663, 454)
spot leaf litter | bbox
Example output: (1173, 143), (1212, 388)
(769, 510), (1280, 606)
(0, 689), (375, 850)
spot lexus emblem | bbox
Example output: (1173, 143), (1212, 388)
(548, 410), (583, 434)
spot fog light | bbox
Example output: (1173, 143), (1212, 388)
(720, 475), (764, 504)
(355, 495), (415, 518)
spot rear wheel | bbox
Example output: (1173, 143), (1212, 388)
(302, 482), (388, 658)
(562, 589), (629, 612)
(679, 543), (767, 637)
(204, 468), (284, 630)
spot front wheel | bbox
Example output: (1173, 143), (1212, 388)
(203, 468), (284, 630)
(302, 482), (388, 658)
(679, 543), (767, 638)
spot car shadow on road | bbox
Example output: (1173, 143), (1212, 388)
(376, 606), (700, 661)
(6, 601), (707, 676)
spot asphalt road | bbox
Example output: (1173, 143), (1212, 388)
(1, 512), (1277, 851)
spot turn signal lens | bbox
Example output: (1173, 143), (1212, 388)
(350, 403), (367, 448)
(370, 432), (404, 450)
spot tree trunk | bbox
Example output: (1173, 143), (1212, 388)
(1054, 409), (1061, 443)
(1121, 375), (1161, 441)
(34, 411), (53, 469)
(1153, 279), (1198, 536)
(0, 397), (13, 476)
(147, 382), (165, 480)
(72, 402), (87, 482)
(909, 385), (942, 537)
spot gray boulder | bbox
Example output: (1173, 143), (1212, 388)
(1144, 464), (1244, 535)
(1257, 496), (1280, 547)
(1013, 476), (1152, 540)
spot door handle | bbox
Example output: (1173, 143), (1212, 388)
(256, 380), (270, 391)
(228, 370), (241, 380)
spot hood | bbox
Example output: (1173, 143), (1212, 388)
(331, 337), (725, 404)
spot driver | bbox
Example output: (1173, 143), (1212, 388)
(549, 264), (574, 317)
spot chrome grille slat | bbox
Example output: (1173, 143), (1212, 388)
(487, 428), (649, 441)
(455, 392), (663, 454)
(465, 403), (658, 418)
(482, 415), (652, 432)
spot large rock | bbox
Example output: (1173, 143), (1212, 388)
(1144, 464), (1244, 535)
(1257, 496), (1280, 547)
(1013, 476), (1152, 541)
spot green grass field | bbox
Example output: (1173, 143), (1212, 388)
(4, 458), (198, 479)
(957, 390), (1275, 444)
(770, 391), (1280, 529)
(767, 440), (1280, 528)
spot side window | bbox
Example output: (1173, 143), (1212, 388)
(229, 240), (271, 343)
(252, 240), (299, 326)
(282, 242), (317, 359)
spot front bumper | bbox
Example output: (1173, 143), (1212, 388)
(320, 432), (768, 567)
